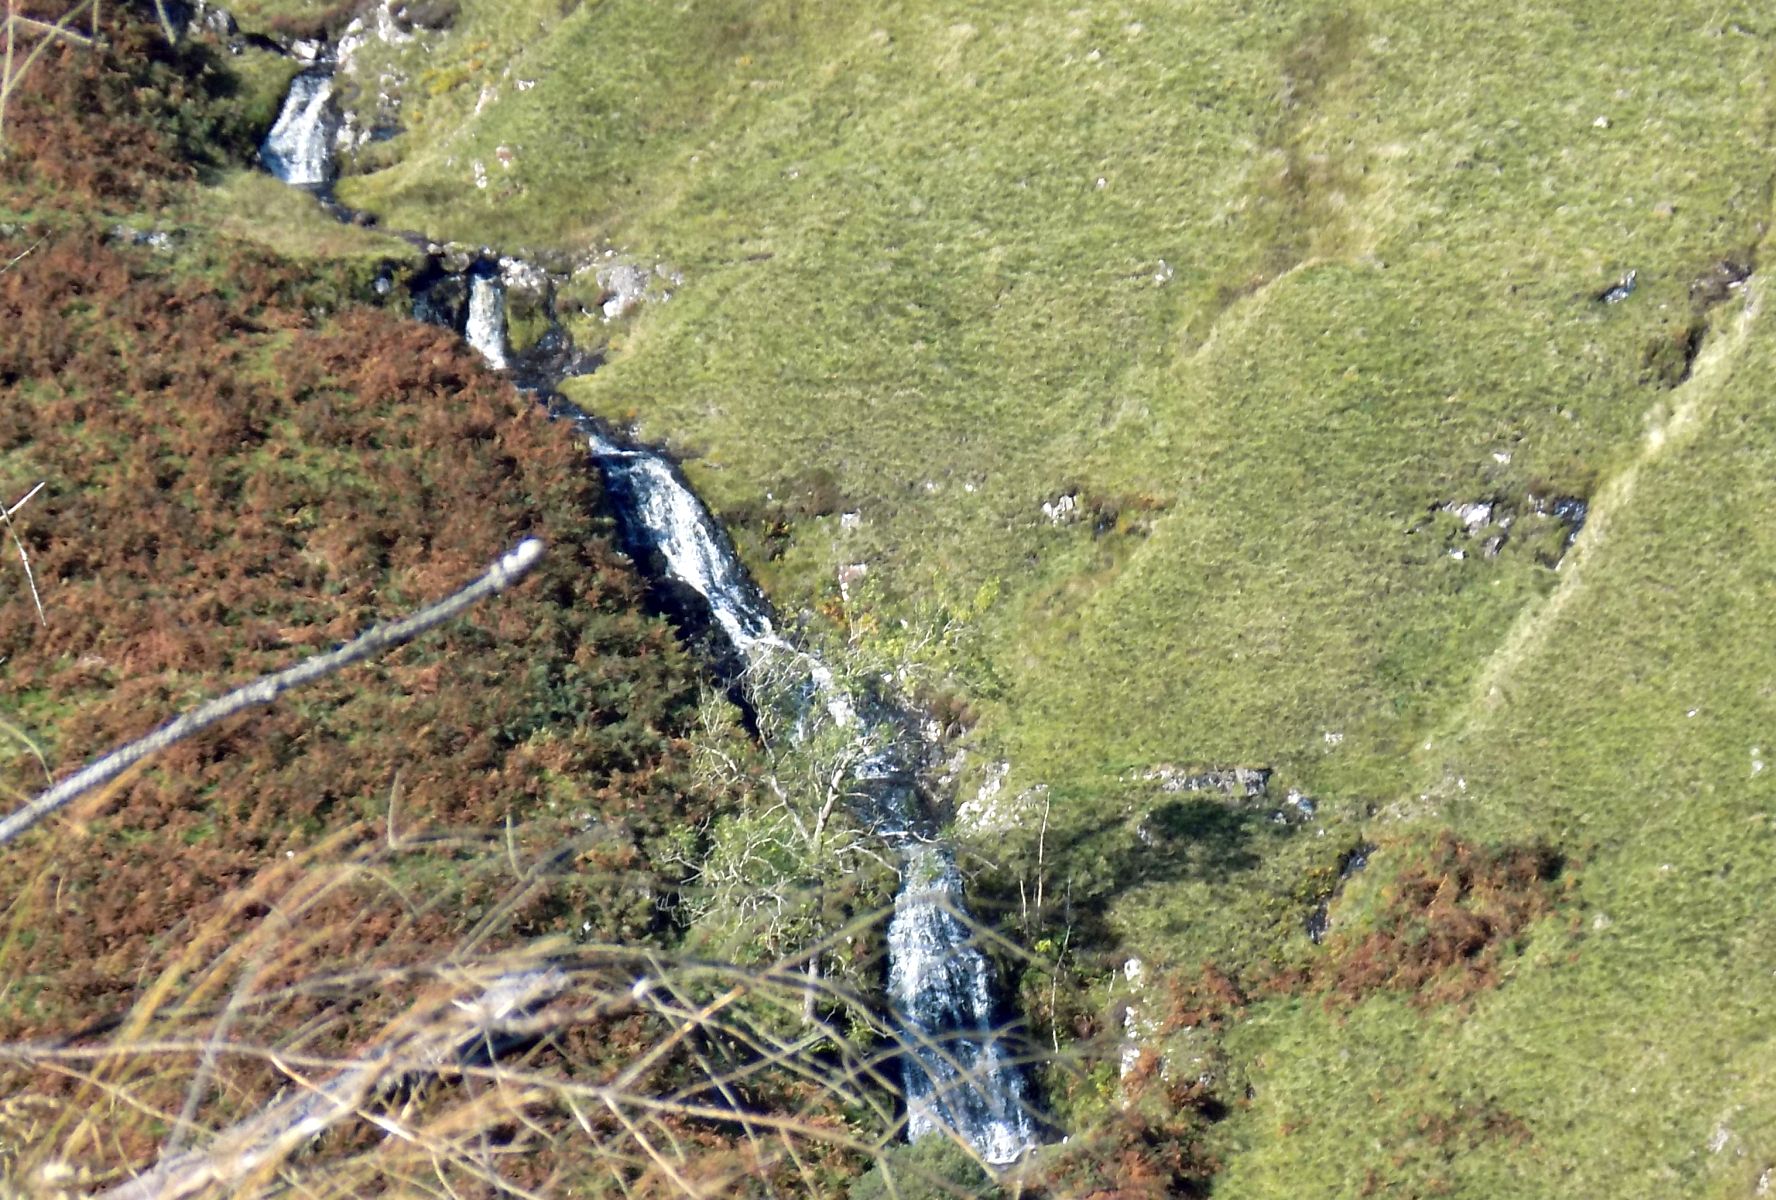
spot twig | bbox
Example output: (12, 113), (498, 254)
(0, 233), (43, 276)
(0, 538), (544, 846)
(0, 1), (98, 153)
(2, 480), (46, 625)
(101, 966), (570, 1200)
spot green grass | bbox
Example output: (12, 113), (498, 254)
(200, 170), (422, 264)
(237, 0), (1776, 1192)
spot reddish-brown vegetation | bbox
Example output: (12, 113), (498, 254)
(1034, 1079), (1222, 1199)
(1305, 833), (1569, 1008)
(0, 218), (711, 1017)
(0, 10), (742, 1179)
(1, 2), (256, 211)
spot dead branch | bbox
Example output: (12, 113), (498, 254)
(2, 480), (46, 625)
(0, 538), (544, 847)
(101, 965), (571, 1200)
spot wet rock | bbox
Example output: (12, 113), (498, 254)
(1597, 268), (1637, 304)
(1529, 494), (1588, 549)
(1306, 840), (1375, 943)
(410, 260), (471, 329)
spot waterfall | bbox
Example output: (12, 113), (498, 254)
(465, 273), (510, 369)
(580, 422), (1037, 1163)
(258, 61), (1039, 1165)
(260, 69), (337, 186)
(890, 845), (1039, 1163)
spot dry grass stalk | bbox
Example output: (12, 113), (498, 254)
(0, 816), (1039, 1198)
(0, 0), (96, 155)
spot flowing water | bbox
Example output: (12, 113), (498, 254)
(264, 64), (1040, 1165)
(463, 271), (510, 370)
(260, 69), (337, 187)
(579, 420), (1036, 1162)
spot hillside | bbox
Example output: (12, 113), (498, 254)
(6, 0), (1776, 1196)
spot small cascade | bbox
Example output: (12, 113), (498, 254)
(582, 426), (777, 660)
(464, 272), (510, 369)
(577, 418), (1036, 1163)
(890, 845), (1039, 1163)
(260, 69), (338, 186)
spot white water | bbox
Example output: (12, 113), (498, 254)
(890, 845), (1039, 1163)
(465, 275), (510, 369)
(260, 70), (337, 186)
(583, 428), (1036, 1163)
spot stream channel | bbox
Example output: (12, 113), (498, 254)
(260, 51), (1041, 1165)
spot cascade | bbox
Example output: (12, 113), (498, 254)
(578, 420), (1035, 1163)
(260, 69), (338, 187)
(463, 271), (510, 370)
(263, 60), (1040, 1166)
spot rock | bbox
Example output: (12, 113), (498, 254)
(595, 260), (652, 320)
(955, 762), (1032, 834)
(837, 561), (868, 604)
(1040, 492), (1077, 524)
(1443, 499), (1494, 532)
(1144, 764), (1271, 798)
(1598, 268), (1637, 304)
(1691, 258), (1752, 311)
(1306, 841), (1375, 943)
(182, 0), (235, 39)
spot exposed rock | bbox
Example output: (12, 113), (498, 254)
(1271, 788), (1316, 825)
(1040, 492), (1078, 525)
(1421, 489), (1586, 566)
(108, 225), (175, 252)
(595, 260), (652, 320)
(1690, 258), (1752, 311)
(499, 255), (552, 302)
(1530, 493), (1588, 547)
(1442, 499), (1494, 532)
(955, 761), (1008, 830)
(1143, 764), (1271, 799)
(837, 561), (869, 604)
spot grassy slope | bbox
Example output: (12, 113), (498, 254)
(286, 0), (1776, 1192)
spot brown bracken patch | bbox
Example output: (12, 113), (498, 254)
(1307, 832), (1569, 1008)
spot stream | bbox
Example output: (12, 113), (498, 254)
(262, 58), (1040, 1164)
